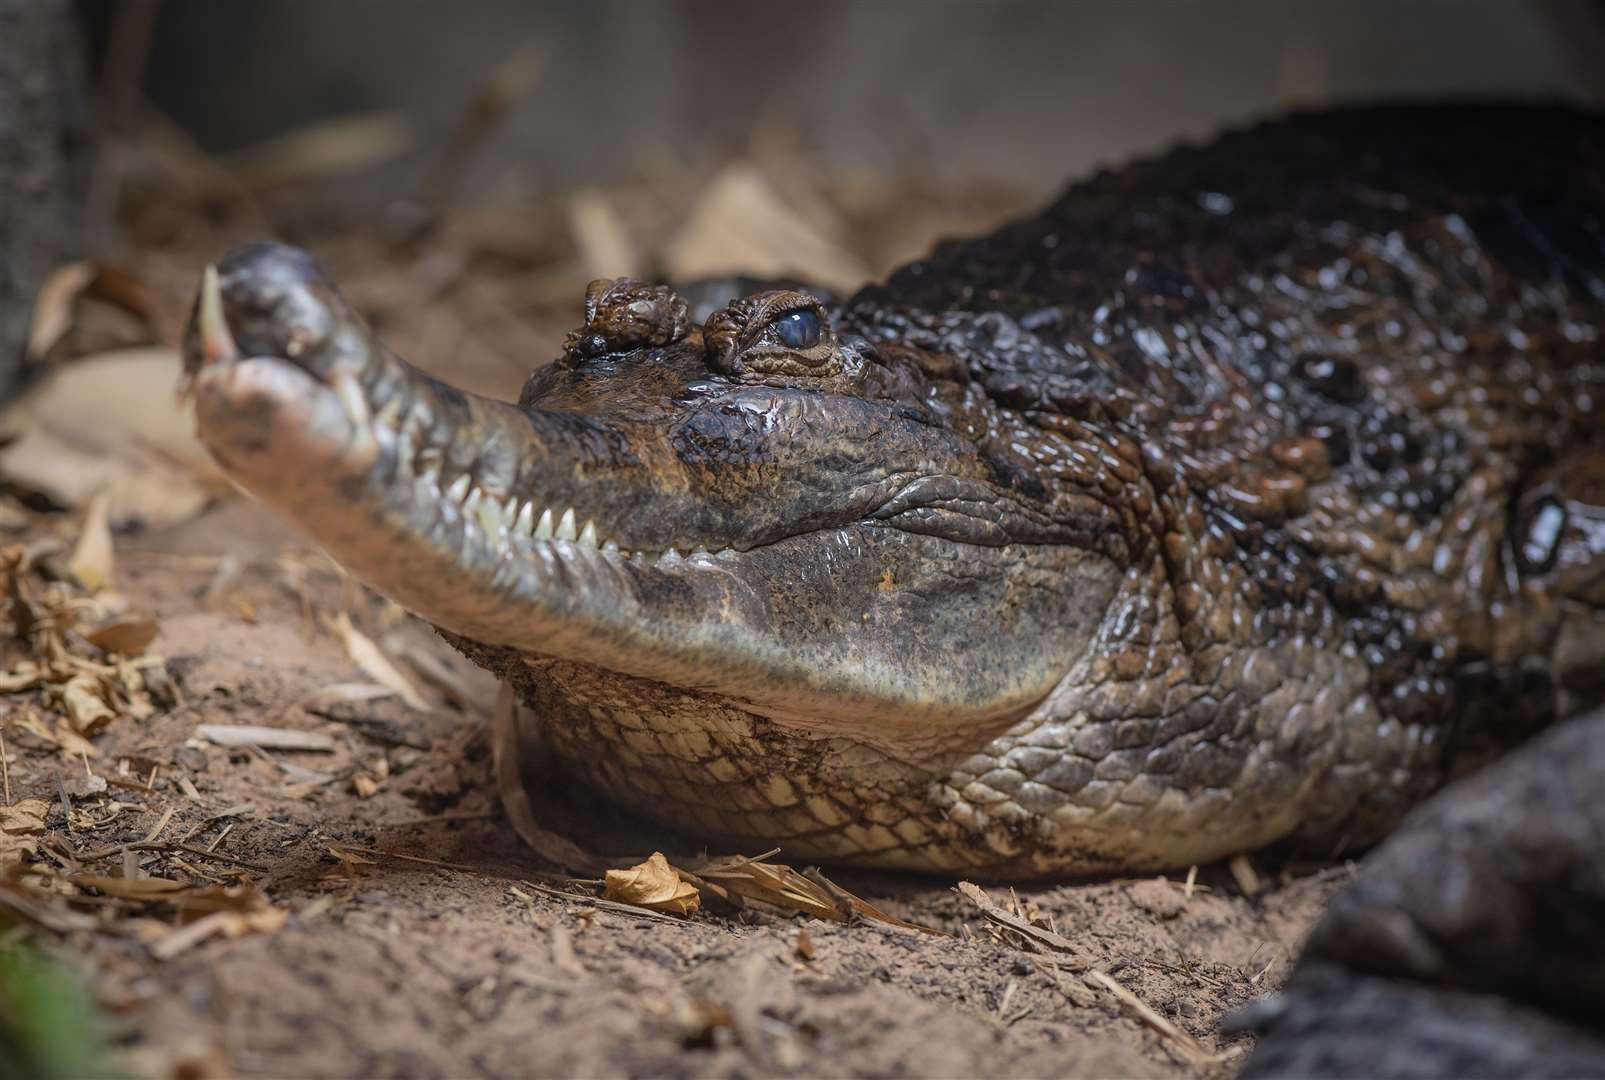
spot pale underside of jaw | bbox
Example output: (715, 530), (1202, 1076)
(188, 264), (1093, 742)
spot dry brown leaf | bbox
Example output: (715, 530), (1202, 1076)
(68, 492), (115, 591)
(684, 852), (935, 932)
(326, 612), (429, 711)
(665, 163), (868, 291)
(0, 346), (222, 528)
(26, 261), (170, 361)
(25, 261), (97, 360)
(602, 852), (701, 917)
(567, 193), (639, 281)
(491, 685), (606, 873)
(0, 797), (49, 868)
(83, 615), (159, 656)
(225, 111), (414, 191)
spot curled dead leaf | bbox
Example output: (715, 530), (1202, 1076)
(602, 852), (700, 917)
(0, 797), (50, 868)
(83, 616), (160, 656)
(0, 347), (222, 529)
(59, 673), (118, 736)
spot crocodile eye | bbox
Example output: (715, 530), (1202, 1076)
(703, 289), (840, 376)
(773, 309), (821, 350)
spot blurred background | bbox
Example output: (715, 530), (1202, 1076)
(4, 0), (1605, 505)
(0, 8), (1601, 1075)
(133, 1), (1605, 196)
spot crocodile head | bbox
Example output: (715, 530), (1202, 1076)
(185, 242), (1139, 870)
(186, 242), (1121, 738)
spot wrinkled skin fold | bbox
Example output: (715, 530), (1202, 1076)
(184, 105), (1605, 877)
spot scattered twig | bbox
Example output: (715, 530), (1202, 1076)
(1088, 969), (1236, 1070)
(56, 773), (74, 833)
(67, 838), (269, 873)
(956, 881), (1093, 968)
(141, 807), (175, 844)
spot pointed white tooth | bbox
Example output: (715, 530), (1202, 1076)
(417, 464), (440, 499)
(602, 539), (620, 555)
(555, 507), (578, 541)
(514, 501), (535, 536)
(659, 547), (682, 565)
(393, 428), (415, 475)
(578, 520), (598, 547)
(446, 474), (471, 503)
(374, 396), (403, 429)
(197, 265), (240, 365)
(533, 508), (554, 540)
(334, 374), (371, 429)
(476, 496), (503, 537)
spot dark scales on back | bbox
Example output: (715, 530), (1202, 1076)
(184, 105), (1605, 877)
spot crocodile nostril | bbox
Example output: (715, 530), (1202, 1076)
(215, 242), (339, 363)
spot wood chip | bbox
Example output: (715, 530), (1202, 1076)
(68, 492), (115, 591)
(326, 612), (430, 711)
(1229, 853), (1262, 897)
(195, 724), (336, 752)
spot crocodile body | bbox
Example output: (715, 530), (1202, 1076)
(184, 105), (1605, 877)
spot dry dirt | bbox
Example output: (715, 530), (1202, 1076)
(0, 494), (1343, 1078)
(1, 114), (1349, 1079)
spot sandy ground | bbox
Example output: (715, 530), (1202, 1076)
(0, 492), (1343, 1077)
(0, 122), (1348, 1078)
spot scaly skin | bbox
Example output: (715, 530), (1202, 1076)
(183, 105), (1605, 878)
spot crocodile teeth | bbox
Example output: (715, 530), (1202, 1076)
(533, 508), (554, 540)
(333, 373), (371, 429)
(577, 520), (598, 547)
(445, 474), (472, 503)
(555, 508), (578, 542)
(514, 501), (534, 537)
(602, 539), (620, 556)
(197, 265), (239, 365)
(475, 494), (503, 537)
(374, 396), (403, 429)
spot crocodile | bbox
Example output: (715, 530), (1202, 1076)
(182, 104), (1605, 879)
